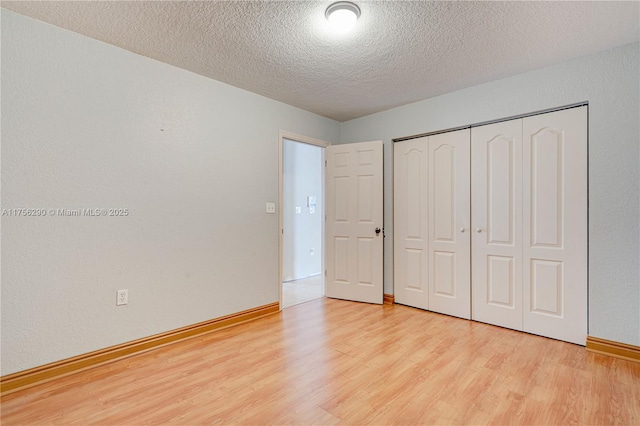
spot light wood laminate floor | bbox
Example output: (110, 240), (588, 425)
(2, 298), (639, 425)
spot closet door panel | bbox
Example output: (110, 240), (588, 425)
(394, 137), (429, 309)
(428, 129), (471, 319)
(471, 120), (523, 330)
(522, 106), (587, 345)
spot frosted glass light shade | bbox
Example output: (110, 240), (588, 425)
(325, 2), (360, 33)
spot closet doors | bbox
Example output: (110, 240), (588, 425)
(394, 129), (471, 319)
(394, 106), (587, 345)
(472, 107), (587, 345)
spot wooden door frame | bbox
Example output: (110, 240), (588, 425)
(278, 131), (330, 310)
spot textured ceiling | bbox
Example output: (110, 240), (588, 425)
(2, 1), (639, 122)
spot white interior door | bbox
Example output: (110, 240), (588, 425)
(428, 130), (471, 319)
(471, 120), (523, 330)
(522, 106), (587, 345)
(326, 141), (384, 304)
(394, 137), (429, 310)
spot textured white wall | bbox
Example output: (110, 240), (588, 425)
(1, 10), (339, 375)
(282, 140), (323, 281)
(340, 43), (640, 346)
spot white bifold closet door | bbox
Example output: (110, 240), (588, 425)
(521, 107), (587, 345)
(471, 106), (587, 345)
(428, 131), (471, 319)
(471, 119), (524, 331)
(394, 137), (429, 310)
(394, 129), (471, 319)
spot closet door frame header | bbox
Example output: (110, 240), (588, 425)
(392, 102), (588, 143)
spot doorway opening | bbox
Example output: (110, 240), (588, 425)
(279, 132), (328, 309)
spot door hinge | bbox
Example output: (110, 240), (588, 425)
(325, 270), (327, 277)
(325, 160), (327, 167)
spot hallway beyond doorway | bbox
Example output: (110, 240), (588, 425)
(282, 275), (324, 308)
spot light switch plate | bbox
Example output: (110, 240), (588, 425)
(266, 202), (276, 214)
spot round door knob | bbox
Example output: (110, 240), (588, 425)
(375, 227), (381, 235)
(476, 228), (482, 233)
(459, 227), (465, 233)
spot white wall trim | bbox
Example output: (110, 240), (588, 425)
(279, 130), (331, 148)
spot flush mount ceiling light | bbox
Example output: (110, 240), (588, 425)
(325, 1), (361, 33)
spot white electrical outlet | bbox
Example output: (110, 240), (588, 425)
(116, 289), (128, 306)
(266, 202), (276, 214)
